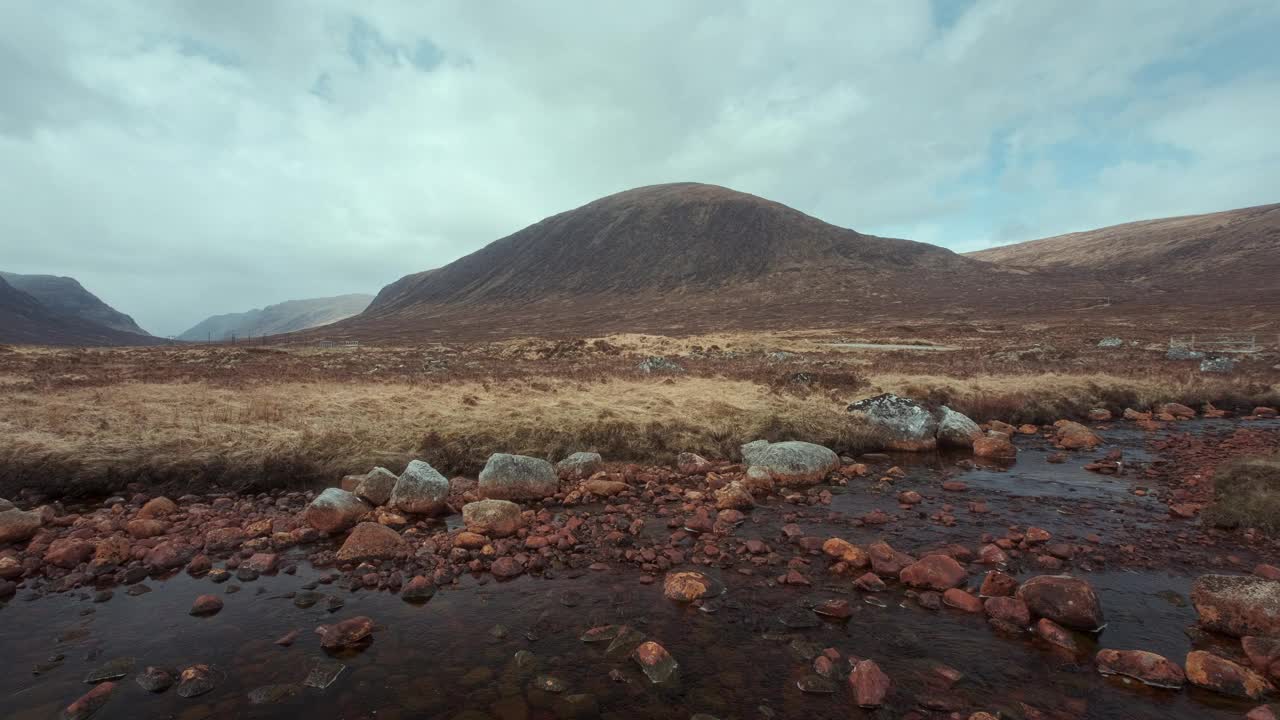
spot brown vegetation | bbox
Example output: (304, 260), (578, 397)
(0, 330), (1276, 499)
(1204, 456), (1280, 534)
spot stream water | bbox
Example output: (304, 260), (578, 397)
(2, 419), (1277, 720)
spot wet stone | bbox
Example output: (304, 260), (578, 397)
(580, 625), (622, 643)
(605, 626), (646, 659)
(796, 674), (837, 693)
(63, 681), (116, 720)
(303, 658), (346, 689)
(293, 591), (323, 609)
(135, 666), (174, 693)
(84, 656), (135, 683)
(247, 683), (301, 705)
(633, 641), (679, 684)
(532, 675), (568, 693)
(778, 608), (821, 629)
(176, 664), (220, 698)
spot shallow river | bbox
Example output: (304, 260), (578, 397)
(2, 419), (1276, 720)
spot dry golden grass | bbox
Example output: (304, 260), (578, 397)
(1, 333), (1276, 498)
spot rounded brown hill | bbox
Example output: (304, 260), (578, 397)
(328, 183), (1075, 340)
(369, 182), (978, 312)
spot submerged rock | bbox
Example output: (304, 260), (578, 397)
(479, 453), (559, 500)
(899, 554), (966, 591)
(135, 666), (174, 693)
(632, 641), (678, 684)
(390, 460), (450, 515)
(316, 616), (375, 650)
(176, 665), (219, 698)
(62, 681), (116, 720)
(189, 594), (223, 616)
(848, 659), (890, 707)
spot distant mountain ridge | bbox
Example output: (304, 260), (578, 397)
(968, 203), (1280, 297)
(0, 271), (149, 335)
(0, 274), (157, 346)
(178, 294), (374, 341)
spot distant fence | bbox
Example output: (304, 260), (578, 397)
(1168, 334), (1262, 354)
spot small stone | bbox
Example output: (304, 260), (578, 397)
(189, 594), (223, 616)
(632, 641), (678, 684)
(135, 666), (174, 693)
(176, 664), (219, 698)
(1185, 650), (1274, 700)
(848, 659), (890, 707)
(1095, 649), (1185, 689)
(62, 681), (116, 720)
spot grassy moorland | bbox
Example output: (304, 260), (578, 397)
(1, 328), (1277, 498)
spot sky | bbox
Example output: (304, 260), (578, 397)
(1, 1), (1278, 336)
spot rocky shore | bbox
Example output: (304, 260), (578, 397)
(2, 400), (1279, 719)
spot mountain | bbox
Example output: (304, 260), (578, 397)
(323, 182), (1086, 341)
(969, 203), (1280, 298)
(0, 271), (149, 335)
(178, 294), (374, 342)
(0, 275), (157, 346)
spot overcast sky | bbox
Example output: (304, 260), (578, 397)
(2, 1), (1278, 336)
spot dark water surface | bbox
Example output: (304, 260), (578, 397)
(3, 419), (1276, 719)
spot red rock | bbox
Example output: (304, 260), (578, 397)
(677, 452), (712, 474)
(978, 544), (1007, 564)
(1159, 402), (1196, 419)
(632, 641), (678, 684)
(1185, 650), (1274, 700)
(941, 480), (969, 491)
(1087, 409), (1112, 421)
(490, 557), (523, 580)
(1245, 704), (1278, 720)
(714, 481), (754, 511)
(1035, 618), (1079, 653)
(142, 540), (192, 568)
(943, 588), (983, 613)
(316, 615), (374, 650)
(814, 598), (853, 619)
(897, 490), (922, 505)
(868, 541), (915, 575)
(848, 659), (890, 707)
(984, 596), (1030, 625)
(44, 538), (94, 568)
(454, 531), (488, 550)
(63, 681), (116, 720)
(1242, 636), (1280, 679)
(979, 570), (1019, 597)
(1053, 421), (1102, 450)
(973, 435), (1016, 460)
(189, 594), (223, 616)
(1095, 649), (1185, 688)
(1255, 564), (1280, 581)
(1255, 406), (1278, 418)
(125, 518), (168, 539)
(1192, 574), (1280, 638)
(821, 538), (868, 567)
(336, 523), (408, 563)
(855, 572), (886, 592)
(663, 571), (722, 601)
(244, 553), (278, 573)
(1025, 526), (1052, 543)
(583, 478), (629, 497)
(137, 496), (178, 519)
(784, 569), (811, 586)
(203, 527), (245, 551)
(900, 554), (966, 591)
(1016, 575), (1105, 631)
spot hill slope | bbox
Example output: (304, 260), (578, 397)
(969, 203), (1280, 296)
(0, 275), (158, 346)
(0, 271), (150, 335)
(179, 294), (373, 342)
(329, 183), (1081, 340)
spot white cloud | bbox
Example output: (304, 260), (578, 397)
(0, 0), (1276, 334)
